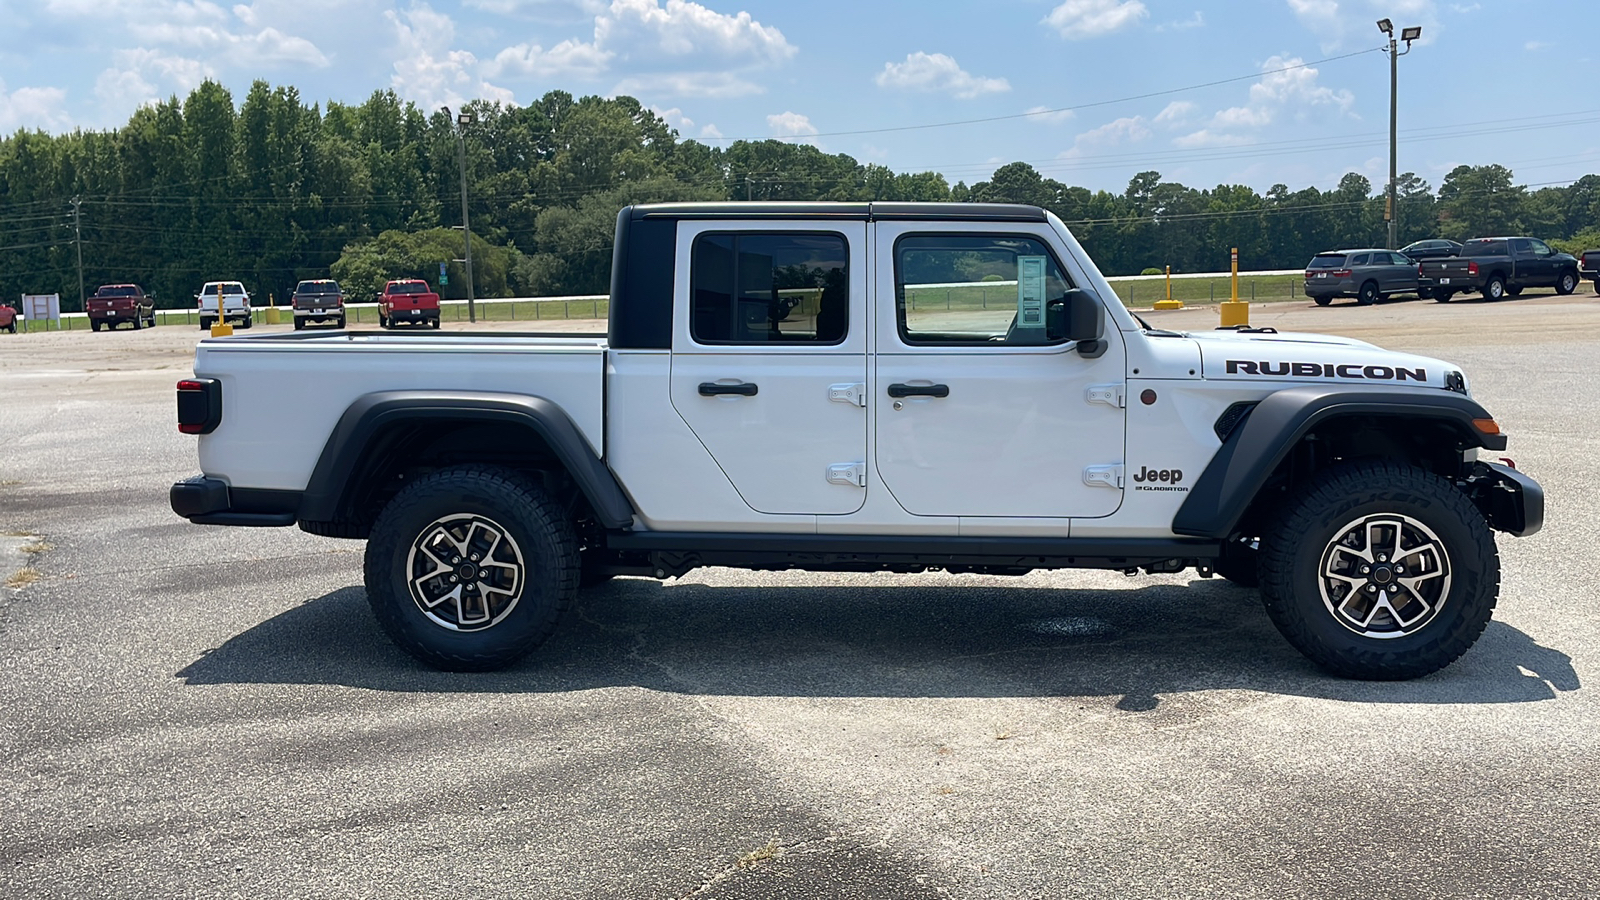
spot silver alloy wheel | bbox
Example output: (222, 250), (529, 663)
(1317, 513), (1452, 639)
(405, 513), (526, 631)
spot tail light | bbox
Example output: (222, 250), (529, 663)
(1330, 269), (1352, 277)
(176, 378), (222, 434)
(1467, 261), (1480, 276)
(1418, 264), (1425, 276)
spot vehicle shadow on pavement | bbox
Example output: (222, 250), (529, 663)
(176, 576), (1579, 707)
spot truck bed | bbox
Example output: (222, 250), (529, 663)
(195, 331), (609, 492)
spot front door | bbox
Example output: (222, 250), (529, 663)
(872, 224), (1127, 519)
(669, 221), (869, 516)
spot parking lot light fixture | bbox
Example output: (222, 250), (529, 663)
(1382, 23), (1421, 250)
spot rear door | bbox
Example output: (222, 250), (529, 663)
(668, 220), (869, 515)
(1385, 252), (1418, 293)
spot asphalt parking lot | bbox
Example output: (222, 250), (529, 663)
(2, 292), (1598, 898)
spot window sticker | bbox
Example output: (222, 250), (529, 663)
(1016, 255), (1046, 329)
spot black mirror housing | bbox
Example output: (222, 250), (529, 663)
(1047, 288), (1106, 358)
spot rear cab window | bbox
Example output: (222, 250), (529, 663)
(1308, 254), (1347, 270)
(690, 232), (848, 345)
(1463, 241), (1505, 257)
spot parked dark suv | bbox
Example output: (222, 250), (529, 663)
(1304, 249), (1423, 306)
(1400, 239), (1462, 261)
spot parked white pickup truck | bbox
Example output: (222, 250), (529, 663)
(171, 202), (1541, 679)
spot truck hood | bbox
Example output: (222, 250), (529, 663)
(1183, 328), (1459, 391)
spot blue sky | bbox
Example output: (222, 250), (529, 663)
(1, 0), (1595, 194)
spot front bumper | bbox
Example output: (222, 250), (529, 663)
(170, 476), (298, 527)
(1467, 462), (1544, 537)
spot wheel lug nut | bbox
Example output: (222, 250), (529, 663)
(1378, 554), (1388, 562)
(449, 575), (458, 583)
(471, 554), (480, 561)
(1366, 584), (1377, 593)
(1396, 564), (1405, 573)
(1361, 566), (1371, 574)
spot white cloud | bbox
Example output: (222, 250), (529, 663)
(614, 71), (762, 97)
(651, 105), (693, 130)
(94, 48), (212, 110)
(767, 110), (817, 144)
(490, 0), (794, 96)
(1153, 100), (1196, 126)
(0, 80), (72, 132)
(596, 0), (794, 67)
(1156, 11), (1204, 31)
(489, 38), (612, 78)
(698, 123), (722, 139)
(1175, 54), (1353, 147)
(1060, 115), (1151, 157)
(1025, 105), (1076, 125)
(45, 0), (327, 67)
(875, 52), (1009, 99)
(387, 4), (513, 110)
(1524, 40), (1550, 51)
(1044, 0), (1148, 39)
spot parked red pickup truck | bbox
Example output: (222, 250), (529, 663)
(87, 284), (156, 331)
(378, 279), (441, 329)
(0, 302), (17, 334)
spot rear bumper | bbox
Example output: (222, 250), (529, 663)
(170, 476), (299, 527)
(1469, 462), (1544, 538)
(387, 308), (440, 319)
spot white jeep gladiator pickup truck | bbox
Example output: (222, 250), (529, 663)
(170, 202), (1542, 679)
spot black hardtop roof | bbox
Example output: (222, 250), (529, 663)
(625, 201), (1048, 223)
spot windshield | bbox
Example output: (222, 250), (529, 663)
(391, 282), (428, 295)
(1307, 254), (1347, 269)
(1462, 241), (1505, 257)
(97, 286), (138, 297)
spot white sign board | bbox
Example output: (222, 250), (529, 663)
(22, 293), (60, 326)
(1015, 256), (1046, 330)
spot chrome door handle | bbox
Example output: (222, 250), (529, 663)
(699, 382), (758, 396)
(886, 383), (949, 398)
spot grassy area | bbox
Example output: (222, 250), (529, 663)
(1106, 273), (1308, 306)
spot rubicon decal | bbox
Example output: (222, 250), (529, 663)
(1133, 466), (1187, 492)
(1225, 360), (1427, 381)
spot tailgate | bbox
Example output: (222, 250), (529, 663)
(1422, 259), (1472, 277)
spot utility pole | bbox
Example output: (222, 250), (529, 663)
(444, 106), (477, 323)
(1378, 19), (1422, 250)
(71, 197), (84, 311)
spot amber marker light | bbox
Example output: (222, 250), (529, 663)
(1472, 418), (1501, 436)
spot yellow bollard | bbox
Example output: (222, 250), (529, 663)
(209, 285), (233, 337)
(1219, 247), (1250, 327)
(265, 292), (280, 325)
(1153, 264), (1183, 309)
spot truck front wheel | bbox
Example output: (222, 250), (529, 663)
(1257, 461), (1498, 680)
(364, 465), (579, 671)
(1556, 271), (1577, 295)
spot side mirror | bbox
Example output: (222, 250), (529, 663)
(1047, 288), (1103, 347)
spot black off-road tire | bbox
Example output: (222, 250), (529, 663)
(1483, 275), (1507, 301)
(1357, 281), (1379, 305)
(364, 465), (579, 671)
(1555, 271), (1578, 295)
(1214, 539), (1260, 588)
(1258, 461), (1499, 680)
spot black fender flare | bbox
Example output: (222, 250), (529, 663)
(1172, 386), (1505, 539)
(298, 391), (635, 529)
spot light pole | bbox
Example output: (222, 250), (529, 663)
(443, 106), (477, 323)
(1378, 18), (1422, 251)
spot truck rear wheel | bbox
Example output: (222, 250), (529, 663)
(364, 465), (579, 671)
(1258, 461), (1498, 680)
(1483, 275), (1507, 300)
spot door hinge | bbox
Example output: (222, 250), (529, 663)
(1083, 464), (1124, 489)
(1086, 384), (1125, 408)
(827, 462), (867, 488)
(828, 382), (867, 407)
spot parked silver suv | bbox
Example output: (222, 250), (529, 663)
(1304, 248), (1423, 306)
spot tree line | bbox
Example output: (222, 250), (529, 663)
(2, 79), (1597, 311)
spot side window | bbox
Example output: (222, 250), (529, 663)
(690, 232), (848, 345)
(1530, 239), (1553, 257)
(1510, 239), (1533, 256)
(895, 234), (1075, 345)
(1349, 253), (1370, 266)
(1392, 253), (1413, 266)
